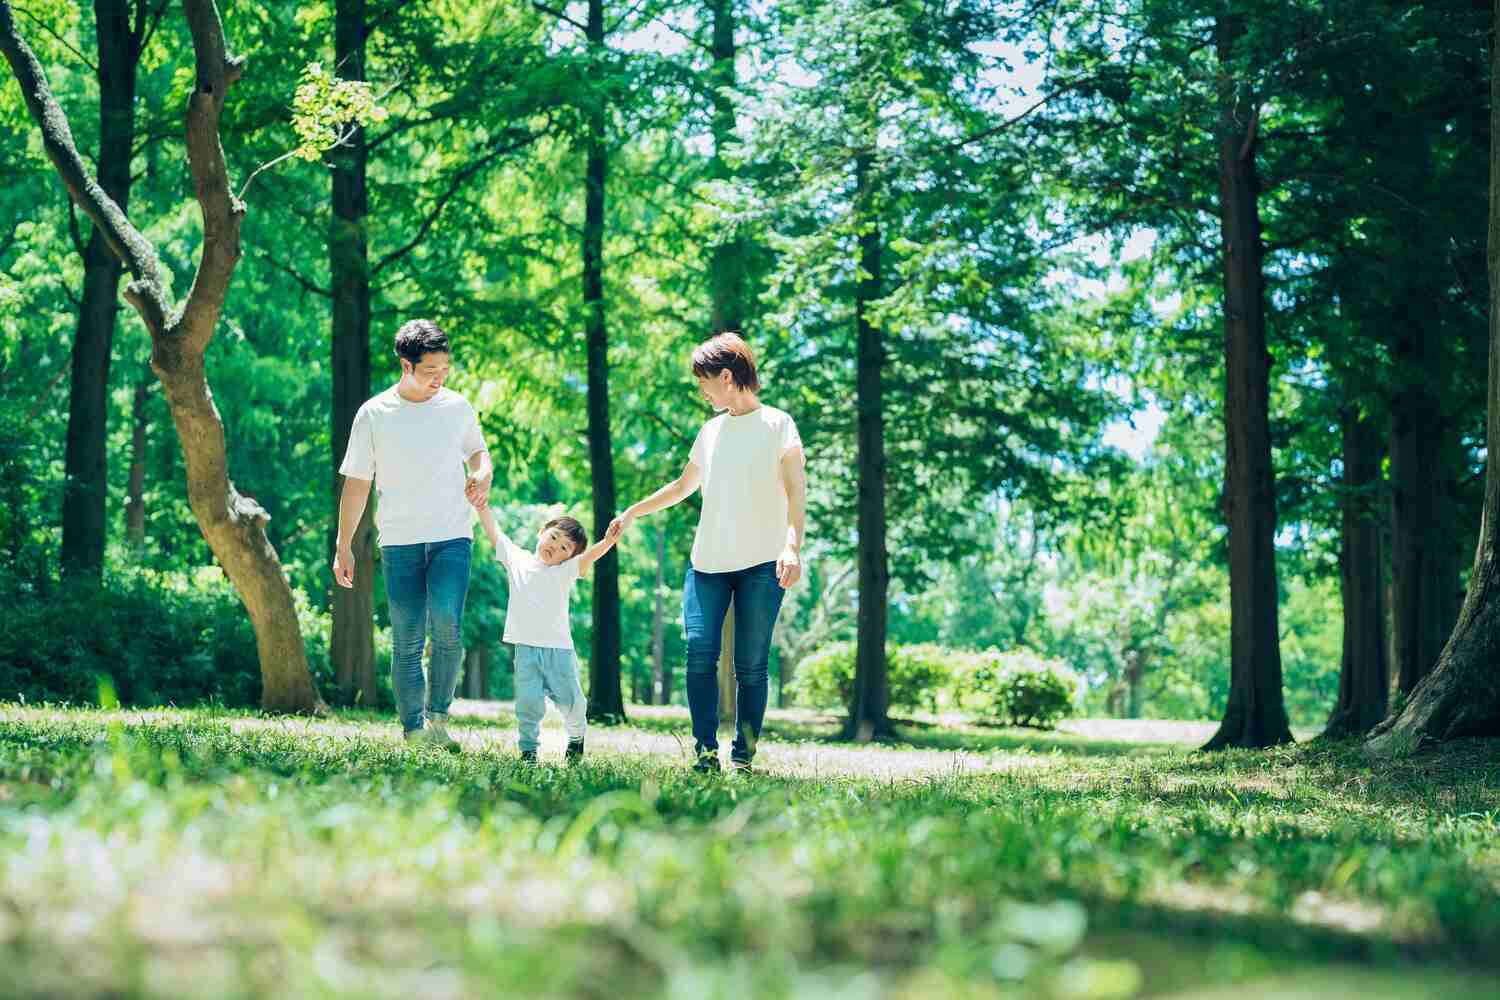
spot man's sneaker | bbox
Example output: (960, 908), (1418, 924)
(692, 750), (721, 774)
(423, 712), (462, 753)
(565, 738), (585, 765)
(519, 748), (538, 765)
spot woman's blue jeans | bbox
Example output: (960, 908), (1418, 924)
(683, 561), (786, 763)
(381, 537), (472, 732)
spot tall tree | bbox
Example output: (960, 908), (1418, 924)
(1368, 0), (1500, 751)
(0, 0), (326, 711)
(582, 0), (624, 722)
(329, 0), (375, 706)
(1325, 404), (1389, 736)
(60, 0), (159, 576)
(1201, 13), (1291, 749)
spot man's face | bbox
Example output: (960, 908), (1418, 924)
(535, 526), (580, 566)
(401, 351), (450, 399)
(696, 370), (734, 411)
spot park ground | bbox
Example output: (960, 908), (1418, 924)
(1, 702), (1497, 999)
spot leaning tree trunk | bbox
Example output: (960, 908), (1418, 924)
(330, 0), (377, 707)
(1202, 14), (1291, 750)
(845, 151), (892, 742)
(1368, 0), (1500, 750)
(1325, 403), (1389, 737)
(61, 0), (142, 578)
(583, 0), (624, 722)
(0, 0), (325, 713)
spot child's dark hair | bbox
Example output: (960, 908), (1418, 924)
(394, 319), (450, 365)
(544, 516), (588, 558)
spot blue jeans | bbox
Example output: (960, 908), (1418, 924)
(513, 645), (588, 753)
(683, 561), (787, 763)
(381, 537), (473, 732)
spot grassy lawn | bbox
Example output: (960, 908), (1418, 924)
(1, 701), (1497, 999)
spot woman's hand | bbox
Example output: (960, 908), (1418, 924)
(606, 510), (635, 541)
(776, 545), (802, 589)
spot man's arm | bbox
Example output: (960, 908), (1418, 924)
(606, 460), (702, 540)
(333, 476), (373, 588)
(776, 445), (806, 589)
(464, 448), (493, 508)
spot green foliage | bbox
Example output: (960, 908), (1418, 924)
(289, 61), (388, 161)
(961, 649), (1080, 729)
(0, 570), (332, 708)
(787, 640), (952, 714)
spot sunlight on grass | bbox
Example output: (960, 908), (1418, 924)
(1, 704), (1496, 998)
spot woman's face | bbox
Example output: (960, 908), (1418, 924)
(696, 371), (733, 411)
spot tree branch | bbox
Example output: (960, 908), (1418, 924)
(0, 0), (170, 333)
(11, 3), (96, 72)
(257, 250), (330, 298)
(533, 0), (587, 33)
(372, 126), (544, 276)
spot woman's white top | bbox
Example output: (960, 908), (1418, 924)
(688, 405), (802, 574)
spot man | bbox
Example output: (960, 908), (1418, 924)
(334, 319), (492, 749)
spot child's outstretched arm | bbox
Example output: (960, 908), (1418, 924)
(476, 505), (505, 556)
(575, 531), (618, 575)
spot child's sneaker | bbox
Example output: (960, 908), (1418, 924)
(520, 748), (538, 765)
(423, 712), (462, 753)
(565, 738), (585, 765)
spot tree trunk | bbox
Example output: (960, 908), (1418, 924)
(1388, 368), (1457, 695)
(845, 151), (892, 742)
(1368, 0), (1500, 751)
(584, 0), (624, 723)
(0, 0), (326, 713)
(61, 0), (142, 578)
(652, 522), (667, 703)
(1202, 15), (1291, 750)
(124, 375), (148, 550)
(464, 642), (489, 699)
(718, 613), (736, 723)
(706, 0), (743, 335)
(330, 0), (376, 708)
(1326, 405), (1389, 736)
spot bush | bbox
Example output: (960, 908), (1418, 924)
(959, 648), (1078, 729)
(0, 569), (333, 708)
(786, 641), (952, 714)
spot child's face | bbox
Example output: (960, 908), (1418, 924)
(535, 526), (580, 566)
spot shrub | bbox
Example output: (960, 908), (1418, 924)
(786, 641), (952, 714)
(959, 648), (1078, 729)
(0, 569), (333, 709)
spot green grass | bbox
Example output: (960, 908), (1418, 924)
(1, 703), (1497, 999)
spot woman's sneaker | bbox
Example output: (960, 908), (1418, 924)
(565, 738), (585, 765)
(423, 712), (462, 753)
(403, 725), (458, 752)
(692, 750), (721, 774)
(519, 748), (538, 764)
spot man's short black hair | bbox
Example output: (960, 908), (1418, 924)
(394, 319), (450, 365)
(543, 516), (588, 558)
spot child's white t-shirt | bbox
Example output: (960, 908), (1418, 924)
(338, 386), (486, 547)
(493, 530), (581, 650)
(689, 405), (802, 573)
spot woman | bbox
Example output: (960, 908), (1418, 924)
(609, 333), (806, 773)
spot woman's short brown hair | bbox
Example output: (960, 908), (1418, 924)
(691, 332), (761, 392)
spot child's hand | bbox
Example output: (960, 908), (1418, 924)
(606, 512), (633, 541)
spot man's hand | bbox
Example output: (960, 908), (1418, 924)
(333, 543), (356, 588)
(606, 511), (635, 542)
(464, 470), (492, 508)
(776, 546), (802, 589)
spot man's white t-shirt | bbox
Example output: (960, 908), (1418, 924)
(689, 405), (802, 574)
(492, 531), (581, 650)
(338, 386), (485, 547)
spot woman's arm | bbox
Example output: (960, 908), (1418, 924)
(777, 445), (806, 588)
(607, 459), (702, 539)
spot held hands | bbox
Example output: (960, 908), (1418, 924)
(464, 470), (492, 509)
(333, 543), (356, 589)
(776, 546), (802, 589)
(605, 510), (635, 542)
